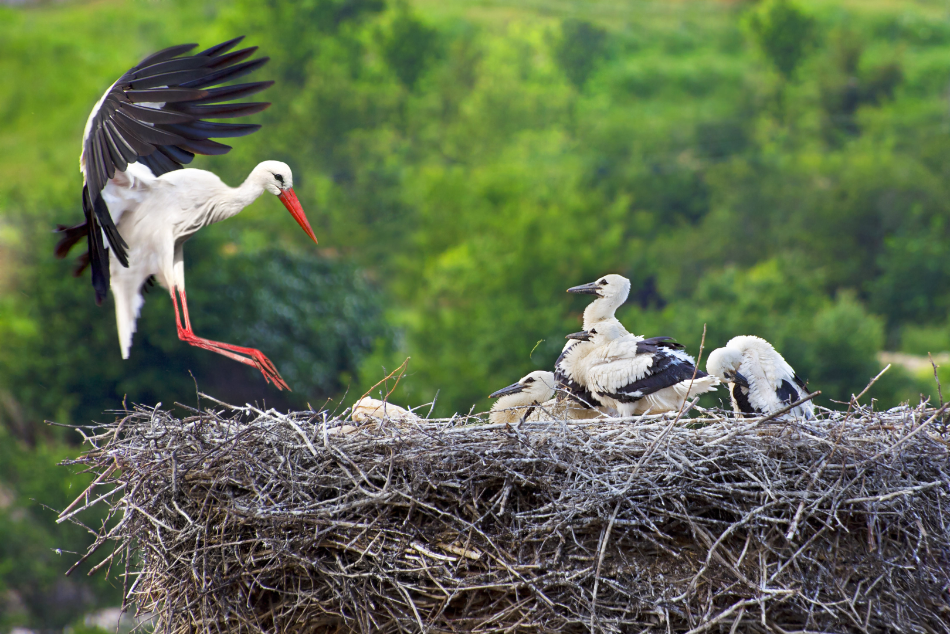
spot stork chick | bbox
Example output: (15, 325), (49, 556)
(556, 274), (632, 406)
(351, 397), (420, 425)
(489, 371), (615, 425)
(570, 321), (719, 416)
(706, 336), (814, 419)
(488, 371), (558, 425)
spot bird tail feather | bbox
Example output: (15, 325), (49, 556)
(112, 284), (144, 359)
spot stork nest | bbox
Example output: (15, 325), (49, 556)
(61, 396), (950, 634)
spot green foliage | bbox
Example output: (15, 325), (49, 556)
(746, 0), (817, 80)
(819, 28), (903, 142)
(0, 426), (121, 631)
(380, 3), (440, 90)
(901, 322), (950, 357)
(4, 0), (950, 625)
(553, 19), (609, 90)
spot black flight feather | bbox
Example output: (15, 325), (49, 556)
(180, 58), (270, 89)
(134, 43), (198, 69)
(776, 379), (801, 406)
(168, 102), (270, 119)
(131, 56), (209, 79)
(129, 68), (212, 90)
(159, 120), (261, 139)
(196, 36), (245, 58)
(156, 144), (194, 165)
(125, 88), (210, 104)
(174, 137), (232, 155)
(190, 81), (274, 104)
(208, 47), (259, 70)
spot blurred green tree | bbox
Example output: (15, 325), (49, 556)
(819, 28), (903, 143)
(381, 3), (441, 91)
(746, 0), (817, 81)
(553, 19), (609, 90)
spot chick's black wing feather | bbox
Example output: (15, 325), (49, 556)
(609, 348), (707, 403)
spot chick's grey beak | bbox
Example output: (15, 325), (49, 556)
(489, 382), (524, 399)
(733, 371), (750, 388)
(565, 331), (592, 342)
(567, 282), (601, 295)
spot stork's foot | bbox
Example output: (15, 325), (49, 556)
(177, 327), (290, 391)
(236, 347), (290, 392)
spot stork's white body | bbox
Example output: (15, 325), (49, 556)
(556, 274), (631, 407)
(579, 322), (719, 416)
(706, 336), (814, 419)
(351, 397), (420, 424)
(104, 162), (280, 359)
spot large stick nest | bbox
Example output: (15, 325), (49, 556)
(62, 397), (950, 633)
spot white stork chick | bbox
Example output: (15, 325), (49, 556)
(489, 371), (614, 425)
(488, 371), (558, 425)
(706, 336), (814, 419)
(351, 397), (420, 425)
(570, 321), (719, 416)
(555, 274), (631, 407)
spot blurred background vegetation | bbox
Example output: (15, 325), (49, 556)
(2, 0), (950, 629)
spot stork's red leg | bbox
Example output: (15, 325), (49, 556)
(170, 290), (290, 391)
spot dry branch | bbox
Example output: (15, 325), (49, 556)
(61, 399), (950, 633)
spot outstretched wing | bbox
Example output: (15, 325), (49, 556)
(65, 36), (273, 304)
(589, 336), (705, 402)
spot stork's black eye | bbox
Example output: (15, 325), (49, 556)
(274, 173), (284, 184)
(589, 329), (597, 335)
(524, 378), (535, 384)
(599, 279), (607, 284)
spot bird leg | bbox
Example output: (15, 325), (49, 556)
(170, 289), (290, 391)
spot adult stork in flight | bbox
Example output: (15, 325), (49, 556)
(54, 37), (318, 390)
(706, 335), (814, 419)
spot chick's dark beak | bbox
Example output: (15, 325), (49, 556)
(567, 281), (601, 296)
(565, 331), (592, 342)
(733, 371), (750, 388)
(489, 382), (524, 399)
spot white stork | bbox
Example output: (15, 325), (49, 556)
(566, 321), (719, 416)
(706, 335), (814, 419)
(488, 371), (558, 425)
(351, 397), (420, 424)
(555, 274), (631, 408)
(54, 37), (317, 390)
(488, 371), (611, 425)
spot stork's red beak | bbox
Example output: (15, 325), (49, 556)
(278, 188), (317, 244)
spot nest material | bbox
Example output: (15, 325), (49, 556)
(62, 398), (950, 634)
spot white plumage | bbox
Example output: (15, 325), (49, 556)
(351, 397), (420, 424)
(706, 335), (814, 419)
(555, 274), (631, 408)
(488, 371), (558, 425)
(572, 321), (719, 416)
(488, 371), (613, 425)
